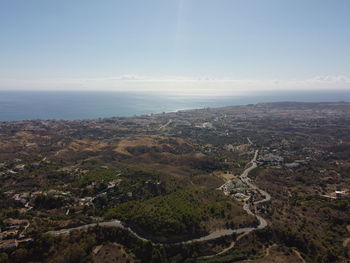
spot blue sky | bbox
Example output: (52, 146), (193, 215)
(0, 0), (349, 92)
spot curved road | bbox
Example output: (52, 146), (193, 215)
(48, 149), (271, 247)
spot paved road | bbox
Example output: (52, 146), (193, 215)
(18, 221), (30, 239)
(47, 220), (149, 242)
(239, 150), (270, 230)
(199, 150), (271, 259)
(47, 149), (271, 246)
(247, 137), (253, 145)
(159, 119), (172, 130)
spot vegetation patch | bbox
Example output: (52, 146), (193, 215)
(105, 189), (255, 241)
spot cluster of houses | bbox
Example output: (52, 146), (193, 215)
(80, 178), (123, 206)
(219, 178), (251, 201)
(257, 153), (284, 166)
(257, 151), (308, 169)
(7, 176), (124, 209)
(9, 189), (70, 208)
(0, 176), (125, 250)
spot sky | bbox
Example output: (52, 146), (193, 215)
(0, 0), (349, 93)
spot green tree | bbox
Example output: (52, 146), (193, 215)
(0, 253), (8, 263)
(11, 248), (28, 263)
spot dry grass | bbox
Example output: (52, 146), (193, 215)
(214, 171), (237, 181)
(55, 139), (107, 155)
(114, 135), (191, 156)
(92, 242), (134, 263)
(236, 245), (305, 263)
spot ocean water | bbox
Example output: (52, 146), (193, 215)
(0, 90), (349, 121)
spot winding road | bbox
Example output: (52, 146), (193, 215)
(240, 150), (271, 227)
(47, 148), (271, 249)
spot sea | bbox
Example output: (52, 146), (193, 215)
(0, 90), (349, 122)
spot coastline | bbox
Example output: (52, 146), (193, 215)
(1, 90), (350, 122)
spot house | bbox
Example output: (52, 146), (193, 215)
(79, 197), (93, 206)
(259, 153), (284, 165)
(335, 190), (348, 198)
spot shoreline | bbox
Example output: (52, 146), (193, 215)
(1, 100), (349, 123)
